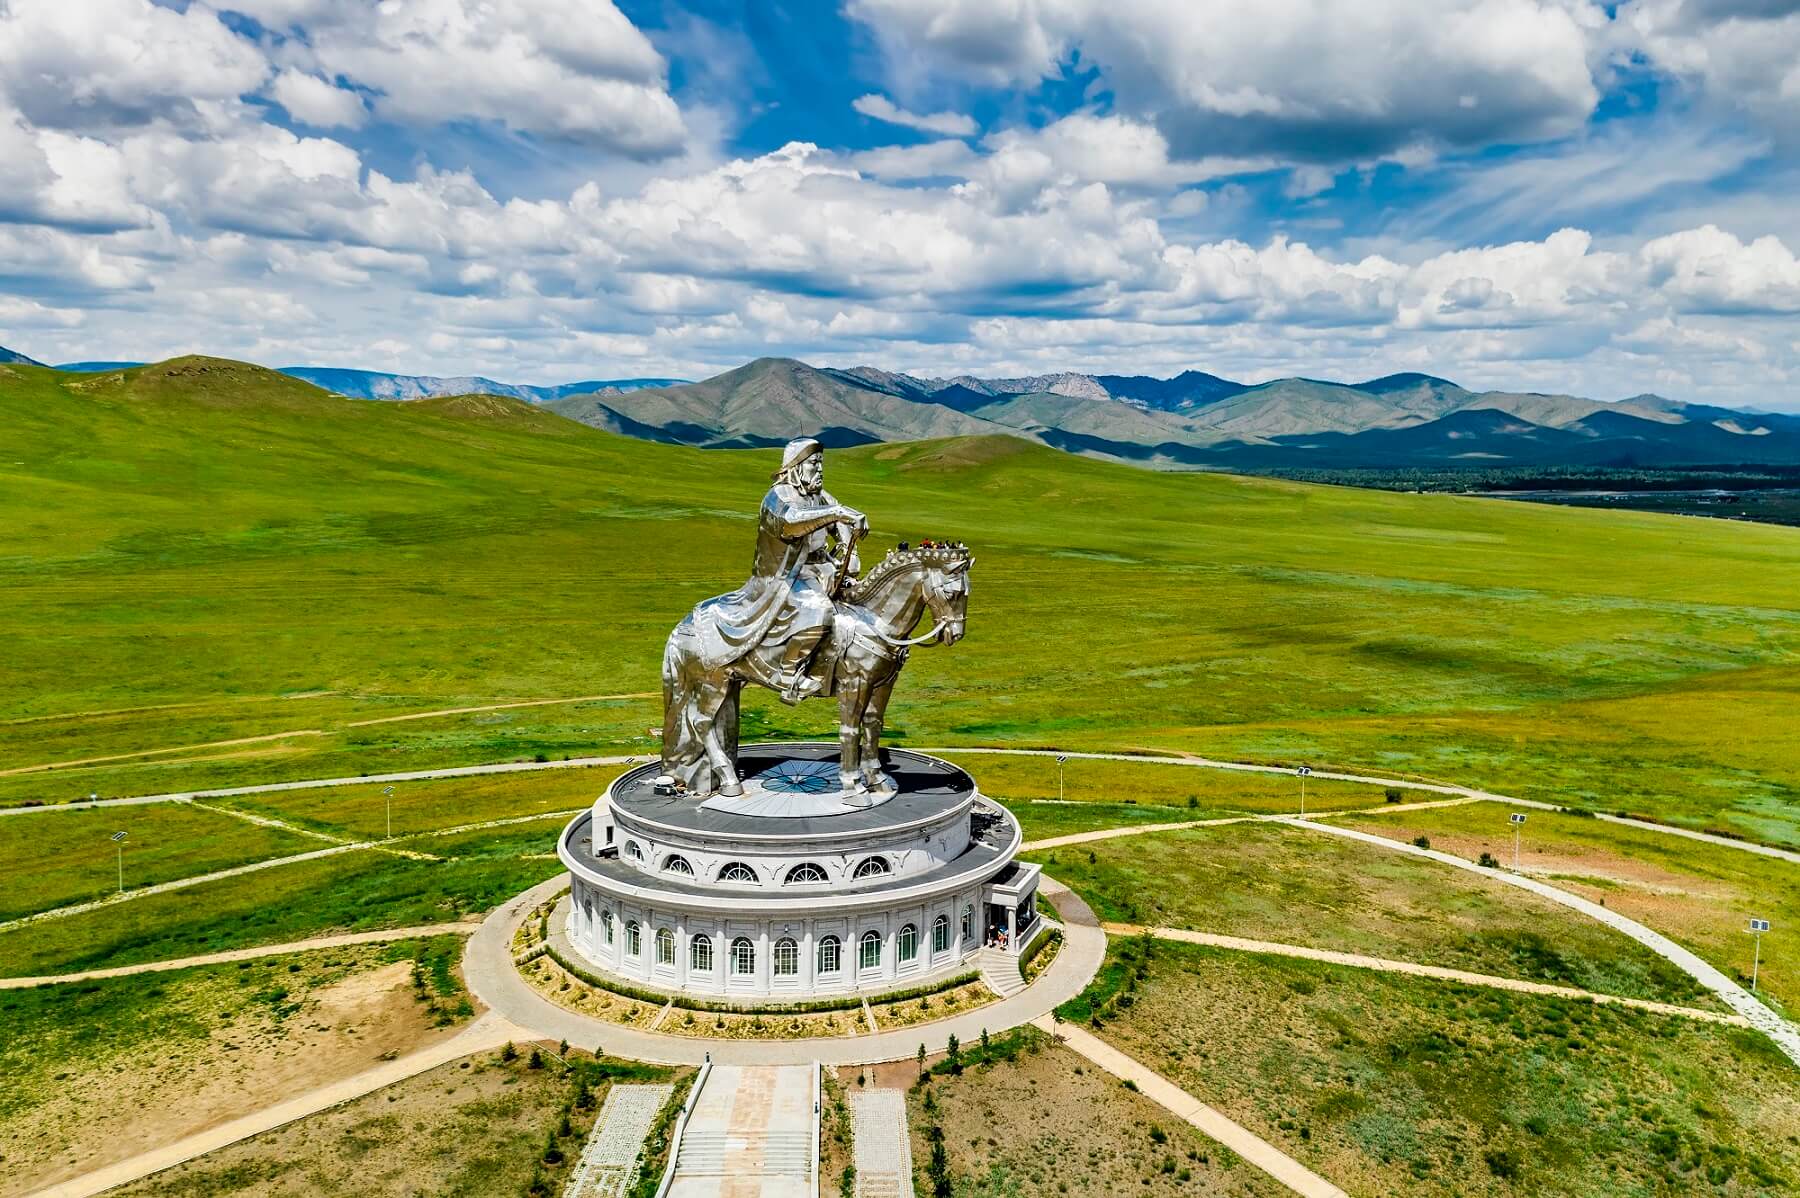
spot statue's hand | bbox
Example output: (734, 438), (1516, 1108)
(841, 509), (869, 537)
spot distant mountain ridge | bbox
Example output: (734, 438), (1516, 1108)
(0, 345), (46, 367)
(276, 366), (685, 404)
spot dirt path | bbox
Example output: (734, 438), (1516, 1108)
(24, 1011), (529, 1198)
(0, 922), (481, 989)
(1035, 1018), (1348, 1198)
(1106, 923), (1746, 1026)
(1283, 817), (1800, 1067)
(343, 692), (657, 728)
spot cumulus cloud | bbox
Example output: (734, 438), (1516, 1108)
(852, 94), (977, 137)
(267, 70), (367, 129)
(230, 0), (686, 155)
(849, 0), (1603, 161)
(1613, 0), (1800, 139)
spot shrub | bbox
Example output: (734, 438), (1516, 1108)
(1411, 836), (1431, 849)
(1479, 852), (1500, 868)
(1385, 788), (1403, 803)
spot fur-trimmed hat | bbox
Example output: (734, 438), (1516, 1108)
(778, 437), (823, 473)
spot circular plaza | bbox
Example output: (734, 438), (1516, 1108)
(555, 743), (1044, 1002)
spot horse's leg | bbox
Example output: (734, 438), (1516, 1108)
(713, 678), (742, 796)
(862, 667), (899, 793)
(837, 660), (867, 794)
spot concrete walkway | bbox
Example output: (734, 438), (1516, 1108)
(666, 1064), (815, 1198)
(1285, 817), (1800, 1068)
(849, 1088), (914, 1198)
(566, 1082), (675, 1198)
(0, 922), (480, 989)
(25, 1011), (527, 1198)
(1106, 923), (1747, 1026)
(1035, 1019), (1347, 1198)
(462, 874), (1106, 1066)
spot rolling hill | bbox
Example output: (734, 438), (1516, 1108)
(0, 345), (45, 367)
(4, 352), (1799, 846)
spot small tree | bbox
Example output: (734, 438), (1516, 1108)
(1385, 788), (1403, 803)
(528, 1047), (545, 1070)
(927, 1124), (953, 1198)
(1411, 836), (1431, 850)
(501, 1041), (518, 1063)
(979, 1028), (991, 1063)
(945, 1033), (962, 1075)
(917, 1042), (927, 1079)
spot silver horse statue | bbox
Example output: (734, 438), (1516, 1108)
(660, 438), (971, 799)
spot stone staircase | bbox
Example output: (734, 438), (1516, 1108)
(975, 947), (1025, 997)
(666, 1063), (815, 1198)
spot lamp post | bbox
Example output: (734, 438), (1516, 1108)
(1510, 812), (1527, 869)
(1056, 754), (1067, 803)
(382, 785), (395, 840)
(1749, 918), (1771, 992)
(110, 830), (127, 893)
(1296, 766), (1312, 816)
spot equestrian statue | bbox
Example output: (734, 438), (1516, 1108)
(661, 437), (972, 799)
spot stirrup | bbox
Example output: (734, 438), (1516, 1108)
(779, 671), (822, 706)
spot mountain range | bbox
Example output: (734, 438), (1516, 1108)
(6, 343), (1798, 471)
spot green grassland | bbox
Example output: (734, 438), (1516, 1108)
(0, 825), (561, 977)
(1089, 940), (1800, 1197)
(943, 752), (1393, 813)
(3, 358), (1800, 848)
(0, 802), (319, 922)
(1030, 823), (1708, 1004)
(1344, 803), (1800, 1014)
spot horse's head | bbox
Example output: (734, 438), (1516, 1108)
(849, 543), (974, 646)
(922, 550), (972, 645)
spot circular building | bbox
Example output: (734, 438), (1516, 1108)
(556, 742), (1042, 1001)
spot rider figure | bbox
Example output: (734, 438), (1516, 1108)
(688, 437), (866, 704)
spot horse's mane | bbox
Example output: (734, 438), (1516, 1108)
(848, 543), (970, 604)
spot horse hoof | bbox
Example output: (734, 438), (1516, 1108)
(719, 780), (744, 798)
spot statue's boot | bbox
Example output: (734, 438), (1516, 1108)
(777, 631), (825, 706)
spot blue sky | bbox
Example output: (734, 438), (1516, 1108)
(2, 0), (1798, 407)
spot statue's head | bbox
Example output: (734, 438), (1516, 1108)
(773, 437), (824, 494)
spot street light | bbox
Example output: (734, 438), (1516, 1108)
(1297, 766), (1313, 816)
(1749, 918), (1771, 992)
(382, 785), (395, 840)
(110, 830), (127, 894)
(1056, 754), (1068, 802)
(1510, 812), (1527, 869)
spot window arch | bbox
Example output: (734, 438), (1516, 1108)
(851, 856), (891, 880)
(784, 862), (828, 885)
(730, 936), (755, 975)
(717, 861), (759, 884)
(656, 927), (675, 966)
(690, 933), (714, 972)
(933, 914), (950, 954)
(859, 929), (882, 970)
(624, 920), (641, 956)
(817, 935), (842, 974)
(623, 840), (644, 863)
(601, 909), (615, 944)
(662, 854), (693, 877)
(773, 937), (799, 976)
(898, 923), (918, 963)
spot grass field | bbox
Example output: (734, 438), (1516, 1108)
(0, 802), (320, 922)
(1, 936), (469, 1192)
(3, 358), (1799, 846)
(1345, 803), (1800, 1015)
(942, 753), (1394, 814)
(1030, 823), (1709, 1004)
(1090, 940), (1800, 1197)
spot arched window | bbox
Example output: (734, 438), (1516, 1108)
(601, 909), (615, 944)
(656, 927), (675, 966)
(859, 930), (882, 970)
(582, 896), (594, 928)
(662, 854), (693, 877)
(852, 856), (891, 880)
(898, 923), (918, 963)
(773, 937), (799, 976)
(625, 920), (641, 956)
(730, 936), (755, 975)
(817, 935), (842, 974)
(784, 862), (829, 885)
(717, 861), (759, 884)
(690, 933), (714, 972)
(961, 903), (973, 941)
(623, 840), (644, 863)
(933, 914), (950, 954)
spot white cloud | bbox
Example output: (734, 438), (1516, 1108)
(1641, 224), (1800, 313)
(1614, 0), (1800, 138)
(852, 94), (977, 137)
(849, 0), (1603, 161)
(267, 70), (367, 129)
(232, 0), (686, 155)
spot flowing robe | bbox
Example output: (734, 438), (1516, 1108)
(687, 483), (850, 670)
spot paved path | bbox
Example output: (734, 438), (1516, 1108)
(566, 1082), (675, 1198)
(26, 1012), (527, 1198)
(1284, 817), (1800, 1067)
(0, 754), (640, 816)
(462, 875), (1106, 1066)
(1021, 796), (1481, 853)
(1106, 923), (1747, 1026)
(1036, 1019), (1347, 1198)
(850, 1089), (915, 1198)
(666, 1064), (815, 1198)
(0, 922), (480, 989)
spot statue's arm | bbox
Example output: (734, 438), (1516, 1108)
(774, 496), (864, 541)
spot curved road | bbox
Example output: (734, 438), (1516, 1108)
(459, 874), (1106, 1067)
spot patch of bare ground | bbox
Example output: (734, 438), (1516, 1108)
(0, 941), (468, 1195)
(905, 1029), (1282, 1197)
